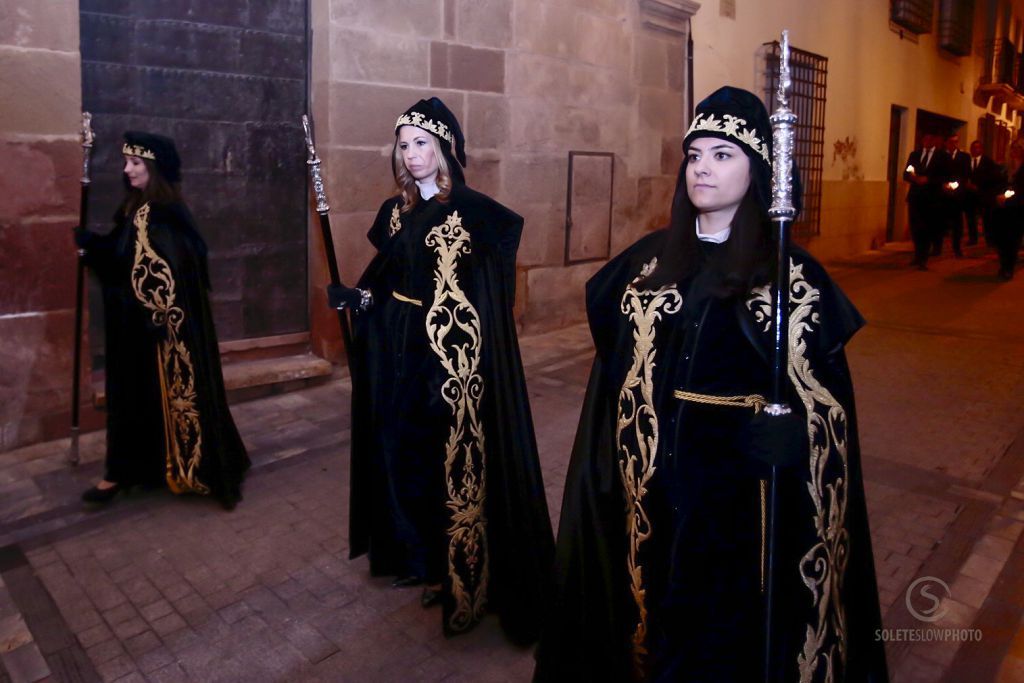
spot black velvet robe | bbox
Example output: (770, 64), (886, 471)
(348, 183), (554, 642)
(534, 231), (888, 682)
(82, 201), (249, 503)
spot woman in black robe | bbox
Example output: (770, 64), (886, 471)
(534, 88), (889, 682)
(326, 98), (554, 641)
(76, 132), (249, 510)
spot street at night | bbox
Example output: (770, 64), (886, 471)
(1, 243), (1022, 682)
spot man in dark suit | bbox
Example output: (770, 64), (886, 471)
(942, 134), (971, 257)
(904, 133), (947, 269)
(965, 139), (1004, 247)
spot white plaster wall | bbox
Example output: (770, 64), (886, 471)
(691, 1), (1022, 184)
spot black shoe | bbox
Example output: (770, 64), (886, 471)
(915, 263), (928, 271)
(218, 486), (242, 511)
(81, 483), (120, 504)
(967, 239), (978, 246)
(392, 576), (423, 588)
(421, 587), (442, 608)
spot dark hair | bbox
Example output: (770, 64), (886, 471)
(121, 158), (183, 217)
(635, 159), (775, 297)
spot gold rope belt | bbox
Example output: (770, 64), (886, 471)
(672, 390), (767, 413)
(391, 290), (423, 306)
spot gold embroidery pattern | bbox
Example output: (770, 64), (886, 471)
(122, 143), (156, 160)
(616, 257), (682, 678)
(391, 291), (423, 306)
(395, 112), (454, 143)
(389, 204), (402, 237)
(130, 203), (208, 495)
(747, 261), (849, 682)
(424, 211), (489, 633)
(685, 112), (771, 163)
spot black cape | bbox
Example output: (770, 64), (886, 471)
(81, 201), (249, 503)
(534, 231), (888, 682)
(348, 184), (554, 642)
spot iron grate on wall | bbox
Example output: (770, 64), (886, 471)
(938, 0), (974, 56)
(764, 41), (828, 240)
(892, 0), (934, 34)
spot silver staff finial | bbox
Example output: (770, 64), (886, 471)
(80, 112), (95, 186)
(776, 30), (791, 110)
(302, 114), (330, 215)
(769, 30), (797, 222)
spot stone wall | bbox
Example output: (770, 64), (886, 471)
(0, 0), (696, 448)
(308, 0), (695, 357)
(0, 0), (86, 450)
(79, 0), (310, 355)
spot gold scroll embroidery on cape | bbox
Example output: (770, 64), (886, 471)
(617, 258), (682, 678)
(425, 211), (489, 633)
(747, 260), (850, 683)
(389, 204), (402, 236)
(130, 203), (208, 495)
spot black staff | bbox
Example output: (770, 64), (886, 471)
(302, 115), (355, 361)
(763, 30), (797, 683)
(70, 112), (95, 466)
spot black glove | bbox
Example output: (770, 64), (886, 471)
(326, 284), (369, 311)
(72, 225), (91, 250)
(738, 410), (809, 468)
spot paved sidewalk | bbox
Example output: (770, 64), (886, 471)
(1, 242), (1023, 682)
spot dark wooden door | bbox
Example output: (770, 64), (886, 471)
(80, 0), (309, 365)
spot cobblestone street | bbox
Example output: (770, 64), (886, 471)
(1, 243), (1023, 682)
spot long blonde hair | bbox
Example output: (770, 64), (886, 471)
(392, 132), (453, 213)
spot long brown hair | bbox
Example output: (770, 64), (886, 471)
(636, 160), (775, 298)
(392, 133), (453, 213)
(121, 157), (183, 217)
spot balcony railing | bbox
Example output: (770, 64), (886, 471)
(977, 39), (1024, 112)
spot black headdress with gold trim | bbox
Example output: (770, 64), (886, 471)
(394, 97), (466, 183)
(683, 87), (774, 210)
(123, 131), (182, 183)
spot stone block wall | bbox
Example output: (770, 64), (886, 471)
(0, 0), (86, 450)
(0, 0), (696, 447)
(309, 0), (695, 356)
(79, 0), (310, 352)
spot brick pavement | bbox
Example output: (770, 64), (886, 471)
(0, 243), (1022, 682)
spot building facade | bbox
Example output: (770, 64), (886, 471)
(691, 0), (1024, 257)
(3, 0), (1023, 450)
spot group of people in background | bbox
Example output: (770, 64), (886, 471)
(904, 132), (1024, 279)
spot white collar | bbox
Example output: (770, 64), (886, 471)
(696, 217), (730, 243)
(416, 177), (439, 200)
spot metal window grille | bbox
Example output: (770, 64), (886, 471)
(764, 42), (828, 239)
(938, 0), (974, 56)
(891, 0), (934, 34)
